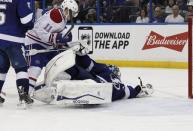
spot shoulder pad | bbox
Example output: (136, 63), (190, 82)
(50, 8), (63, 23)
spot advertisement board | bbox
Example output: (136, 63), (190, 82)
(68, 24), (188, 68)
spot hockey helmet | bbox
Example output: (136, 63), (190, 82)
(60, 0), (79, 18)
(187, 1), (193, 6)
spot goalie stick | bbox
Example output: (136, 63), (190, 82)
(63, 10), (74, 38)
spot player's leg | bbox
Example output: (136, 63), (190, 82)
(7, 44), (33, 104)
(76, 55), (121, 80)
(0, 49), (10, 103)
(27, 52), (61, 103)
(27, 53), (45, 94)
(93, 71), (141, 101)
(26, 43), (59, 92)
(32, 65), (102, 104)
(76, 55), (107, 73)
(111, 82), (153, 101)
(95, 71), (153, 101)
(28, 66), (42, 93)
(65, 65), (101, 82)
(76, 55), (154, 101)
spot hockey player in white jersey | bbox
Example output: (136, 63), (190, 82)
(25, 0), (82, 92)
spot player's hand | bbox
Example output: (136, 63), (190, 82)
(54, 33), (72, 47)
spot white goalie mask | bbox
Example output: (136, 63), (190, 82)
(60, 0), (79, 18)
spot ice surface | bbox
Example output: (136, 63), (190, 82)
(0, 67), (193, 131)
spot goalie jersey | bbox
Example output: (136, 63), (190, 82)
(0, 0), (34, 44)
(25, 8), (67, 50)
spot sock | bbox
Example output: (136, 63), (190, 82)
(28, 66), (42, 91)
(15, 67), (29, 94)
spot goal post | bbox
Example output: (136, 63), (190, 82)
(188, 17), (193, 99)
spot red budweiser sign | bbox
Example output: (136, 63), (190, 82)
(142, 31), (188, 52)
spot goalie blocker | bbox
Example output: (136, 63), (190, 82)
(32, 49), (153, 104)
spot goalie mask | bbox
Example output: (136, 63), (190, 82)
(60, 0), (79, 18)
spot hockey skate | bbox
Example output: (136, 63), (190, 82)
(17, 86), (34, 109)
(136, 77), (154, 97)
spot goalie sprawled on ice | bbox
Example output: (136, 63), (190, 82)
(31, 48), (154, 104)
(25, 0), (153, 105)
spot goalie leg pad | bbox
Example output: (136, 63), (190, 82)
(32, 85), (57, 104)
(55, 79), (113, 104)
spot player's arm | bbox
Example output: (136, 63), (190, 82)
(55, 33), (89, 56)
(33, 8), (72, 46)
(33, 26), (72, 47)
(50, 9), (73, 46)
(17, 0), (34, 29)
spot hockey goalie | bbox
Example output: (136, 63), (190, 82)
(31, 49), (111, 104)
(31, 48), (154, 105)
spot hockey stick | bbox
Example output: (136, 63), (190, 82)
(138, 77), (143, 86)
(63, 10), (74, 38)
(26, 40), (84, 56)
(26, 48), (68, 56)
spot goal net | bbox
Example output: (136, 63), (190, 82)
(188, 17), (193, 99)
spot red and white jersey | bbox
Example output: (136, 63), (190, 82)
(25, 8), (67, 49)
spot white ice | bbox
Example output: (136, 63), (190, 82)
(0, 67), (193, 131)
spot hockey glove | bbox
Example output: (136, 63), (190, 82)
(54, 32), (72, 47)
(67, 40), (90, 56)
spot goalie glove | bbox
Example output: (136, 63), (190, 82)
(67, 40), (90, 56)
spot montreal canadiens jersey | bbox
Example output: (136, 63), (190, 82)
(25, 8), (67, 49)
(0, 0), (34, 44)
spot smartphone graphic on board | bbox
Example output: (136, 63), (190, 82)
(78, 26), (93, 54)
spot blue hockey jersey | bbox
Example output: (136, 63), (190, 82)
(0, 0), (34, 44)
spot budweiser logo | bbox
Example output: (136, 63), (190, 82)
(142, 31), (188, 52)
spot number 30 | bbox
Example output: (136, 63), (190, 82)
(0, 4), (6, 25)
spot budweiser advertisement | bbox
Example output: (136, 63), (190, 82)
(143, 31), (188, 52)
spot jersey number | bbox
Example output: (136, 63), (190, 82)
(44, 24), (53, 32)
(0, 4), (6, 25)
